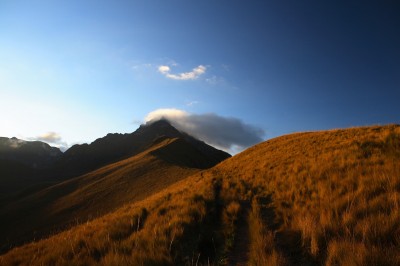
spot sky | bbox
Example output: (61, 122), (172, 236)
(1, 1), (399, 153)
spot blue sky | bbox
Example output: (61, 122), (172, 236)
(1, 1), (399, 153)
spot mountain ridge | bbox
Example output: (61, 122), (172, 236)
(54, 119), (230, 178)
(0, 120), (230, 198)
(0, 121), (231, 253)
(0, 137), (62, 168)
(0, 137), (218, 253)
(1, 124), (398, 265)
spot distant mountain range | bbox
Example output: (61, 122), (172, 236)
(1, 120), (229, 172)
(0, 120), (230, 197)
(0, 137), (62, 168)
(1, 124), (399, 265)
(0, 120), (230, 252)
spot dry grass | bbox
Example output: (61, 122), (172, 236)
(1, 124), (399, 265)
(217, 124), (400, 265)
(248, 197), (287, 266)
(0, 138), (201, 254)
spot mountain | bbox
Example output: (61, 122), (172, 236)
(0, 138), (62, 199)
(0, 120), (230, 198)
(55, 119), (230, 178)
(1, 125), (398, 265)
(0, 137), (62, 168)
(0, 120), (230, 253)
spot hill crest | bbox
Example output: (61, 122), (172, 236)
(1, 124), (398, 265)
(0, 135), (224, 252)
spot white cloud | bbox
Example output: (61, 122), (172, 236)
(145, 108), (188, 122)
(144, 108), (265, 153)
(36, 132), (62, 143)
(31, 132), (68, 151)
(158, 65), (171, 74)
(158, 65), (207, 80)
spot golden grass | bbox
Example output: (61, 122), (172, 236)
(1, 124), (399, 265)
(0, 138), (200, 254)
(248, 197), (287, 266)
(217, 124), (400, 265)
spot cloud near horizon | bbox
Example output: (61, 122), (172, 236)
(145, 108), (265, 153)
(36, 132), (62, 143)
(158, 65), (206, 80)
(33, 132), (68, 151)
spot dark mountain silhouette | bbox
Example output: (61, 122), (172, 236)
(0, 137), (62, 168)
(0, 120), (230, 198)
(55, 119), (230, 178)
(0, 138), (62, 198)
(0, 137), (227, 253)
(0, 120), (231, 253)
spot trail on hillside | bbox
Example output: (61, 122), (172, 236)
(227, 201), (250, 266)
(256, 195), (318, 266)
(274, 230), (318, 266)
(225, 194), (319, 266)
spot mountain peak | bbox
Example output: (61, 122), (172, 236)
(141, 118), (176, 130)
(136, 119), (182, 139)
(144, 118), (171, 125)
(59, 118), (229, 178)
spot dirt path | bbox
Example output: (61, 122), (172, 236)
(227, 201), (250, 266)
(258, 196), (317, 266)
(256, 195), (318, 266)
(225, 195), (318, 266)
(274, 230), (317, 266)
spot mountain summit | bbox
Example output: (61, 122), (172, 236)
(1, 125), (399, 264)
(59, 119), (230, 177)
(0, 119), (231, 252)
(1, 120), (230, 195)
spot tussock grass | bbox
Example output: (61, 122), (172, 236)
(248, 196), (287, 266)
(0, 138), (200, 254)
(1, 124), (399, 265)
(217, 124), (400, 265)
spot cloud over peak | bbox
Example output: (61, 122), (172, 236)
(36, 132), (62, 143)
(158, 65), (206, 80)
(31, 132), (68, 151)
(145, 108), (265, 153)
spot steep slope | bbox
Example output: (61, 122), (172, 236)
(0, 137), (222, 254)
(2, 125), (399, 266)
(214, 124), (400, 265)
(56, 120), (230, 178)
(0, 120), (230, 208)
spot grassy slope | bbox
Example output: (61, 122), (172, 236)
(0, 138), (204, 254)
(1, 125), (399, 265)
(217, 124), (400, 265)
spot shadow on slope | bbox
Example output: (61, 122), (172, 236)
(0, 137), (218, 254)
(2, 125), (399, 265)
(55, 120), (230, 179)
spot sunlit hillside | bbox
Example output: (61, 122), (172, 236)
(216, 124), (400, 265)
(1, 125), (399, 266)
